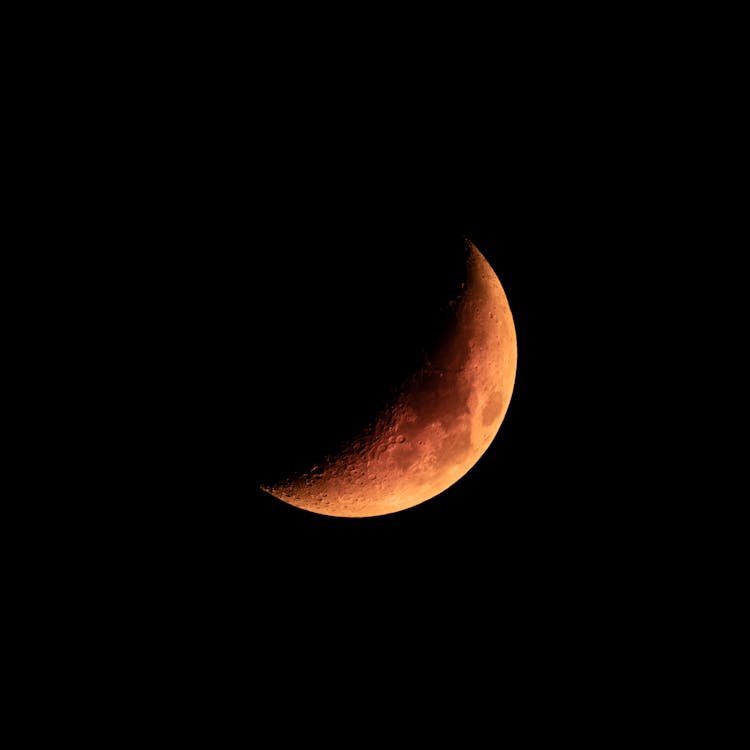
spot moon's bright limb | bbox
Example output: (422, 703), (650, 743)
(261, 240), (517, 518)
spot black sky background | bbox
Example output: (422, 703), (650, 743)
(80, 23), (697, 684)
(26, 8), (739, 732)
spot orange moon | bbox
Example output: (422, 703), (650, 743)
(260, 239), (518, 518)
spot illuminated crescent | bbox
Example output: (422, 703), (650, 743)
(260, 239), (517, 517)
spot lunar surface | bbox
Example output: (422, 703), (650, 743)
(260, 239), (517, 518)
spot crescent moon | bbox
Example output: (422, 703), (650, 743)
(260, 239), (518, 518)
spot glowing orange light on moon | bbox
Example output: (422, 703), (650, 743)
(260, 239), (518, 518)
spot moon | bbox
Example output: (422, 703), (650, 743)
(260, 239), (518, 518)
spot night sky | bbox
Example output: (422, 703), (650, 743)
(51, 14), (707, 727)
